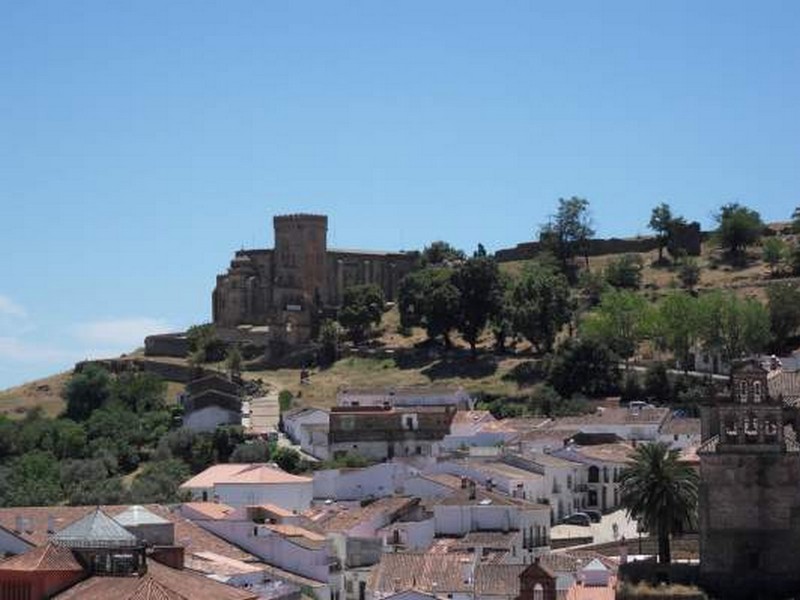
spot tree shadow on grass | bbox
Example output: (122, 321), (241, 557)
(420, 353), (499, 380)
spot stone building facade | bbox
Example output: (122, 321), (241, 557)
(212, 214), (417, 347)
(699, 360), (800, 599)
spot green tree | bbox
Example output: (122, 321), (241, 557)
(64, 364), (111, 421)
(766, 283), (800, 351)
(273, 446), (304, 474)
(278, 390), (294, 412)
(582, 289), (653, 362)
(489, 272), (514, 353)
(619, 441), (698, 564)
(421, 241), (466, 266)
(225, 346), (243, 377)
(649, 203), (677, 263)
(338, 284), (385, 343)
(547, 339), (620, 398)
(230, 439), (272, 463)
(539, 197), (595, 279)
(212, 426), (246, 463)
(399, 268), (461, 347)
(453, 256), (503, 356)
(60, 458), (126, 505)
(318, 319), (342, 367)
(678, 258), (701, 292)
(129, 459), (191, 503)
(604, 254), (643, 290)
(696, 291), (771, 364)
(2, 451), (63, 506)
(111, 371), (167, 414)
(715, 202), (764, 259)
(762, 237), (788, 277)
(511, 264), (572, 353)
(643, 362), (671, 404)
(652, 293), (700, 371)
(186, 323), (226, 362)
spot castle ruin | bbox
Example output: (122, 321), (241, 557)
(211, 214), (417, 349)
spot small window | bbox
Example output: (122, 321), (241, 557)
(753, 381), (762, 403)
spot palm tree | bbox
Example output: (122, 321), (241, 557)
(619, 441), (698, 564)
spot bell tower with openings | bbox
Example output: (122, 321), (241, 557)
(699, 359), (800, 599)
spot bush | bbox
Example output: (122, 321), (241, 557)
(605, 254), (644, 290)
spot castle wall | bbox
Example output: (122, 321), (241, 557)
(212, 215), (418, 345)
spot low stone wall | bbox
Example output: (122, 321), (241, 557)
(144, 333), (190, 358)
(76, 358), (213, 383)
(495, 223), (703, 263)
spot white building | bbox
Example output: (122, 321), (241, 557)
(283, 407), (330, 454)
(337, 387), (472, 409)
(180, 463), (313, 512)
(658, 416), (701, 450)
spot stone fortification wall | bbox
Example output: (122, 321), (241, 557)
(76, 358), (208, 383)
(495, 222), (703, 262)
(144, 333), (190, 358)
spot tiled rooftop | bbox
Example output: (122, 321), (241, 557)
(0, 542), (83, 572)
(53, 558), (257, 600)
(180, 463), (311, 488)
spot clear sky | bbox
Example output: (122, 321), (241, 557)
(1, 0), (799, 389)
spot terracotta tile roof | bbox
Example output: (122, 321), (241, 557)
(0, 505), (255, 563)
(264, 523), (327, 548)
(54, 559), (257, 600)
(565, 576), (617, 600)
(181, 502), (237, 520)
(368, 553), (474, 594)
(435, 486), (549, 511)
(452, 531), (520, 550)
(313, 496), (419, 533)
(185, 551), (264, 577)
(549, 407), (669, 427)
(474, 564), (526, 596)
(181, 463), (311, 488)
(500, 418), (551, 432)
(0, 542), (83, 572)
(553, 443), (635, 465)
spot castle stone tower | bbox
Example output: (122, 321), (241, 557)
(272, 214), (328, 340)
(699, 360), (800, 599)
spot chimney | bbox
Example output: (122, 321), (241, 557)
(468, 479), (477, 501)
(47, 515), (56, 534)
(486, 479), (494, 492)
(150, 546), (185, 570)
(14, 515), (24, 533)
(461, 476), (468, 489)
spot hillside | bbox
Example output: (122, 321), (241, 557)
(2, 225), (797, 416)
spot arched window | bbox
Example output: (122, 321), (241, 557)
(753, 381), (763, 403)
(533, 583), (544, 600)
(588, 466), (600, 483)
(739, 380), (748, 402)
(745, 414), (759, 443)
(725, 417), (738, 443)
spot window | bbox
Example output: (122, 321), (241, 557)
(753, 381), (762, 403)
(739, 380), (748, 402)
(588, 466), (600, 483)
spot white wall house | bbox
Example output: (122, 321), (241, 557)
(658, 416), (701, 450)
(183, 405), (241, 433)
(180, 463), (313, 512)
(550, 443), (633, 514)
(313, 463), (417, 501)
(283, 408), (330, 451)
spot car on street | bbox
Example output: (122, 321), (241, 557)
(561, 512), (591, 527)
(584, 509), (602, 523)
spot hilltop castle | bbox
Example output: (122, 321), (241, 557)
(212, 214), (418, 347)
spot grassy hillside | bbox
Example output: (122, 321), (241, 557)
(3, 226), (796, 416)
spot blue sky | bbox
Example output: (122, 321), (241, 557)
(1, 1), (799, 389)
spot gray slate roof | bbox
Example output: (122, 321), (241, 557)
(51, 508), (138, 548)
(114, 505), (170, 527)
